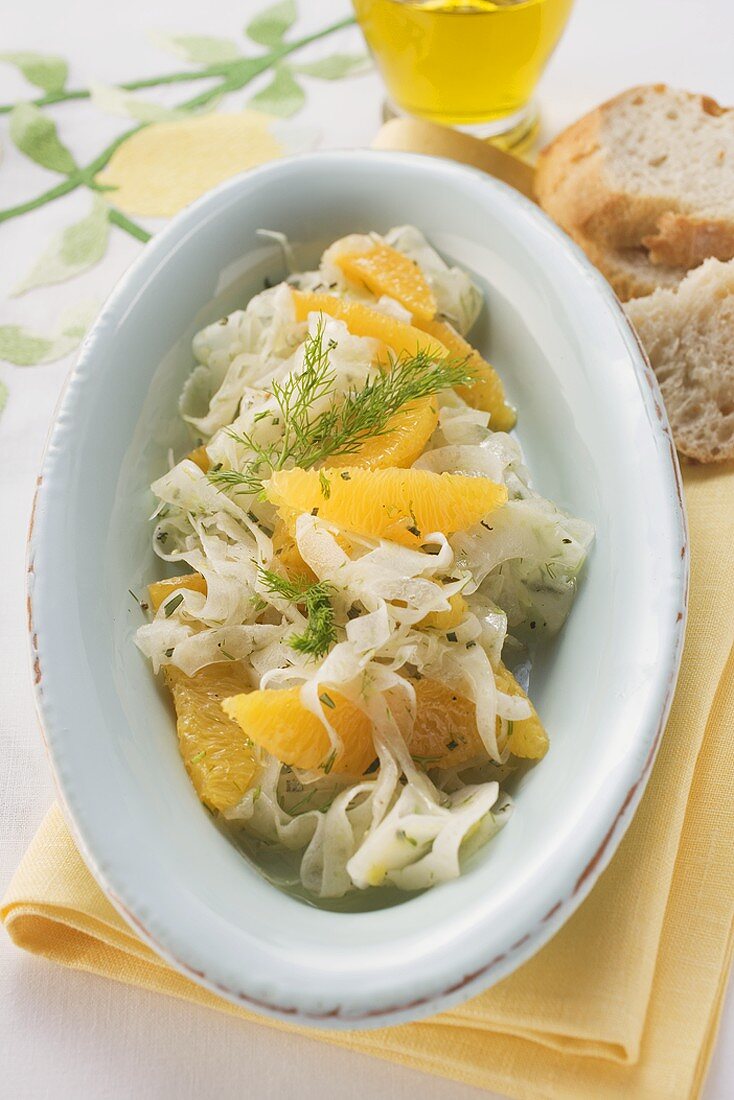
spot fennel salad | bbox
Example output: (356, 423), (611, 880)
(136, 226), (593, 899)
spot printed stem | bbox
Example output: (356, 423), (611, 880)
(0, 175), (81, 222)
(0, 125), (139, 225)
(0, 17), (356, 114)
(107, 206), (152, 243)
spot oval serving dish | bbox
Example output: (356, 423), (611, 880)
(28, 151), (687, 1029)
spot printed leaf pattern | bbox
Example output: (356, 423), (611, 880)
(0, 52), (68, 94)
(245, 0), (297, 47)
(90, 83), (190, 123)
(294, 54), (371, 80)
(249, 65), (305, 118)
(0, 302), (97, 366)
(9, 103), (76, 173)
(0, 2), (373, 369)
(151, 34), (241, 65)
(13, 196), (110, 295)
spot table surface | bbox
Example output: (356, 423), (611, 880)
(1, 1), (732, 1096)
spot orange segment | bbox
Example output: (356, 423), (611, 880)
(164, 663), (258, 812)
(271, 520), (318, 583)
(407, 666), (548, 768)
(292, 290), (447, 363)
(223, 687), (375, 776)
(496, 664), (549, 759)
(187, 445), (210, 473)
(334, 241), (437, 324)
(420, 592), (468, 631)
(419, 318), (516, 432)
(330, 397), (438, 470)
(148, 572), (207, 612)
(266, 466), (507, 548)
(409, 679), (485, 768)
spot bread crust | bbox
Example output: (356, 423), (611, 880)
(535, 85), (734, 271)
(643, 213), (734, 267)
(572, 232), (687, 302)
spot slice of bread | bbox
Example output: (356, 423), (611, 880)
(625, 258), (734, 463)
(578, 233), (688, 301)
(535, 85), (734, 270)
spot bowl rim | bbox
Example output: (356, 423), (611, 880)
(27, 149), (689, 1029)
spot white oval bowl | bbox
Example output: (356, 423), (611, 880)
(28, 151), (687, 1029)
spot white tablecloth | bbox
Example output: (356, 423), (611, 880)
(1, 1), (731, 1095)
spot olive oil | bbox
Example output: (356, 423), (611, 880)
(353, 0), (574, 142)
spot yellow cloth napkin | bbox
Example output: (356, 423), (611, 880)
(4, 121), (734, 1098)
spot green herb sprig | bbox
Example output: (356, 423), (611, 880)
(208, 323), (476, 497)
(258, 566), (336, 658)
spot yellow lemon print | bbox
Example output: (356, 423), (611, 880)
(96, 111), (285, 218)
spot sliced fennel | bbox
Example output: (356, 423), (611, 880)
(137, 226), (592, 898)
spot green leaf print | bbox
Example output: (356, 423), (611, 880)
(0, 52), (68, 94)
(9, 103), (77, 173)
(249, 65), (305, 118)
(0, 301), (97, 365)
(151, 34), (241, 65)
(293, 53), (371, 80)
(13, 196), (110, 295)
(89, 83), (191, 123)
(246, 0), (297, 48)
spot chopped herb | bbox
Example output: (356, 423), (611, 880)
(407, 504), (420, 539)
(446, 631), (458, 642)
(218, 645), (236, 661)
(319, 470), (331, 499)
(562, 538), (572, 544)
(128, 588), (139, 603)
(207, 324), (476, 497)
(446, 739), (459, 751)
(155, 530), (168, 544)
(164, 593), (184, 617)
(191, 750), (206, 763)
(253, 410), (269, 423)
(339, 470), (351, 481)
(319, 691), (336, 709)
(364, 758), (379, 774)
(530, 620), (536, 629)
(507, 721), (514, 737)
(251, 786), (261, 802)
(164, 648), (174, 658)
(311, 507), (319, 517)
(258, 567), (336, 658)
(398, 829), (418, 847)
(322, 749), (337, 775)
(289, 790), (316, 814)
(481, 521), (494, 532)
(210, 462), (223, 473)
(466, 641), (476, 649)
